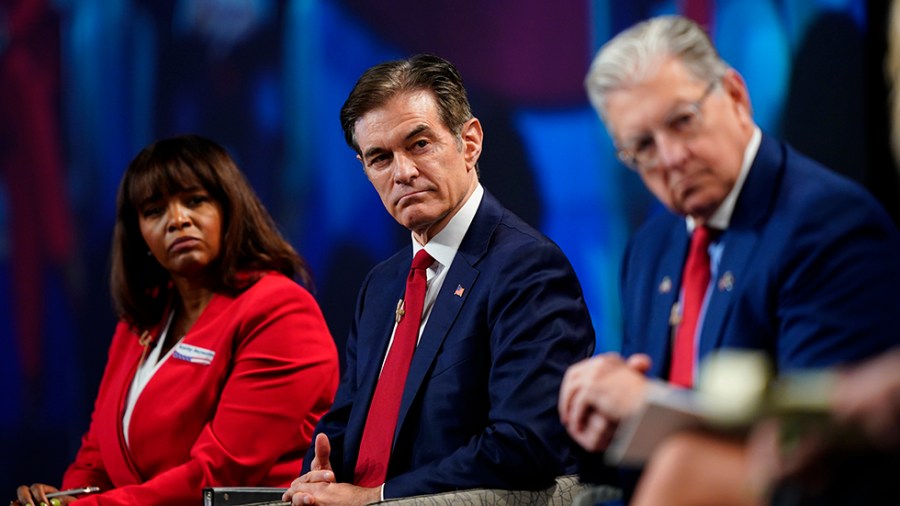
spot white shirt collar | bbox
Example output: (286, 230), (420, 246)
(412, 183), (484, 268)
(688, 126), (761, 232)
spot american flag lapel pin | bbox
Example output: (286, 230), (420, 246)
(454, 284), (465, 297)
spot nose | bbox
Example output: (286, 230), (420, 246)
(654, 132), (689, 171)
(165, 202), (191, 232)
(392, 153), (418, 184)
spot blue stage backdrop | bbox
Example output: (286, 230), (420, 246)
(1, 0), (894, 494)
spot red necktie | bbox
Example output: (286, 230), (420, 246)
(355, 249), (434, 486)
(670, 226), (711, 388)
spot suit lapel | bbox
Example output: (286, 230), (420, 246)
(699, 228), (756, 357)
(699, 135), (783, 357)
(648, 225), (690, 377)
(344, 260), (408, 470)
(357, 257), (409, 410)
(394, 263), (479, 442)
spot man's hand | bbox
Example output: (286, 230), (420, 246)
(831, 348), (900, 448)
(283, 481), (381, 506)
(558, 353), (652, 452)
(284, 434), (335, 502)
(283, 434), (380, 505)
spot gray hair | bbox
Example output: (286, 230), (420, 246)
(585, 15), (730, 121)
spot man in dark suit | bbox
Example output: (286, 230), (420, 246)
(559, 15), (900, 458)
(283, 54), (595, 506)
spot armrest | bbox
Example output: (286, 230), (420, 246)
(203, 487), (287, 506)
(373, 475), (590, 505)
(223, 475), (620, 506)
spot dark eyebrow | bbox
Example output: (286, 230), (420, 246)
(361, 124), (432, 161)
(404, 124), (430, 142)
(138, 196), (160, 209)
(362, 146), (387, 161)
(137, 191), (163, 208)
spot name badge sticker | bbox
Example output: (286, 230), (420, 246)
(173, 343), (216, 366)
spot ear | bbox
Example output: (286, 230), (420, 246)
(721, 68), (753, 122)
(461, 117), (484, 171)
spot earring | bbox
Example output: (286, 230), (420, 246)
(147, 250), (153, 257)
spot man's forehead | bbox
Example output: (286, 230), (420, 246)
(355, 92), (443, 146)
(605, 61), (708, 138)
(362, 90), (439, 122)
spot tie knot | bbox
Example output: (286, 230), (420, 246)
(692, 226), (713, 248)
(411, 249), (435, 271)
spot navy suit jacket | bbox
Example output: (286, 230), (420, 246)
(621, 134), (900, 377)
(304, 190), (595, 498)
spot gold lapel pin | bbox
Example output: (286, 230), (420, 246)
(395, 299), (405, 323)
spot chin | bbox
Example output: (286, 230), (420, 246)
(684, 205), (717, 222)
(400, 211), (432, 230)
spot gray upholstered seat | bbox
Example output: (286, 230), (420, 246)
(372, 475), (611, 506)
(216, 475), (621, 506)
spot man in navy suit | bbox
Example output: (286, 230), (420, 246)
(283, 54), (595, 505)
(559, 15), (900, 457)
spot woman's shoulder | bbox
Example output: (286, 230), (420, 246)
(225, 272), (331, 343)
(237, 271), (314, 304)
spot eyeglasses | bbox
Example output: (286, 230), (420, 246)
(616, 81), (718, 172)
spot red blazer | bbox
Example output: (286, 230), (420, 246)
(61, 273), (339, 505)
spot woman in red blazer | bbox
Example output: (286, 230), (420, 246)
(15, 135), (339, 506)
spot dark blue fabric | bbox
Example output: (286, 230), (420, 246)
(620, 134), (900, 376)
(303, 190), (596, 497)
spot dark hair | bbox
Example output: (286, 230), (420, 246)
(111, 134), (311, 329)
(340, 53), (473, 154)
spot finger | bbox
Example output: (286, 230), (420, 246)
(284, 485), (315, 503)
(581, 411), (615, 452)
(559, 358), (596, 423)
(300, 470), (334, 483)
(593, 414), (616, 451)
(626, 353), (652, 373)
(566, 388), (587, 431)
(571, 422), (603, 452)
(312, 433), (332, 472)
(292, 493), (316, 506)
(599, 352), (624, 366)
(29, 485), (54, 506)
(33, 491), (48, 506)
(568, 388), (600, 437)
(16, 485), (33, 506)
(558, 369), (578, 424)
(28, 483), (47, 504)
